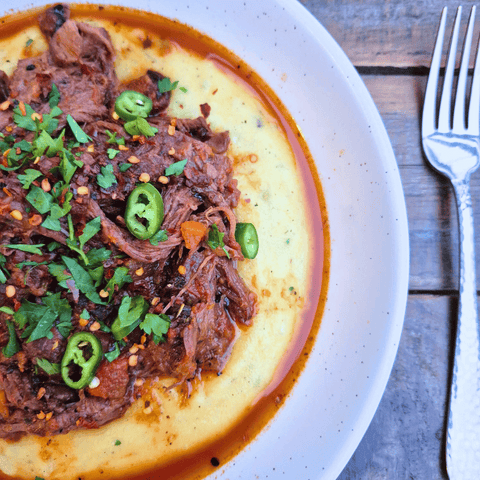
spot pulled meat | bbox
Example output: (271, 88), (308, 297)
(0, 5), (257, 440)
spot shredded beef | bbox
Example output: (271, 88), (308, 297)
(0, 4), (258, 440)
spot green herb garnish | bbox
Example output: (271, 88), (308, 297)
(67, 114), (92, 143)
(36, 358), (61, 375)
(207, 224), (230, 258)
(123, 117), (158, 137)
(165, 159), (187, 177)
(97, 164), (117, 188)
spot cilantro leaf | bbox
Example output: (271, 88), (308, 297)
(26, 185), (54, 214)
(41, 203), (68, 231)
(13, 102), (37, 131)
(85, 247), (112, 267)
(14, 140), (32, 153)
(2, 320), (20, 358)
(32, 129), (65, 157)
(25, 308), (57, 343)
(157, 78), (179, 94)
(43, 292), (72, 337)
(123, 117), (158, 137)
(149, 229), (168, 246)
(105, 130), (125, 145)
(165, 159), (187, 176)
(104, 266), (132, 302)
(67, 114), (92, 143)
(61, 256), (105, 305)
(49, 83), (61, 109)
(78, 216), (102, 248)
(139, 313), (171, 344)
(16, 260), (48, 269)
(17, 169), (42, 189)
(36, 358), (61, 375)
(39, 106), (62, 135)
(105, 342), (121, 362)
(97, 164), (117, 188)
(58, 148), (83, 184)
(111, 295), (148, 340)
(0, 254), (7, 283)
(47, 241), (61, 252)
(48, 263), (72, 288)
(107, 148), (120, 160)
(207, 224), (230, 258)
(3, 244), (45, 255)
(119, 163), (133, 172)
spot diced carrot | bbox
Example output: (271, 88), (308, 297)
(180, 221), (207, 250)
(0, 390), (9, 419)
(88, 357), (129, 400)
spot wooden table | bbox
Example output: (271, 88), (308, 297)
(300, 1), (480, 478)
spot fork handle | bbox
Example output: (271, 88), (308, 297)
(446, 178), (480, 480)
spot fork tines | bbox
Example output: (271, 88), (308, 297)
(422, 6), (480, 137)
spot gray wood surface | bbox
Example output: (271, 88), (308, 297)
(298, 0), (480, 478)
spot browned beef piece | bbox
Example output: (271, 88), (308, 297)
(0, 5), (258, 440)
(0, 71), (9, 102)
(123, 70), (171, 115)
(8, 12), (117, 126)
(38, 4), (70, 39)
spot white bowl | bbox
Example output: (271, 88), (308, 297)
(0, 1), (410, 479)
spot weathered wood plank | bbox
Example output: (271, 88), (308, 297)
(300, 0), (480, 68)
(356, 74), (480, 290)
(338, 294), (459, 480)
(362, 75), (425, 167)
(401, 164), (474, 291)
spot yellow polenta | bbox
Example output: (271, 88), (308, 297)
(0, 11), (314, 480)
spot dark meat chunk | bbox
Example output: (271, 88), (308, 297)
(0, 71), (9, 102)
(123, 70), (171, 115)
(38, 4), (70, 38)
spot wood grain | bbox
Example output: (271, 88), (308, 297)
(300, 0), (480, 68)
(337, 295), (459, 480)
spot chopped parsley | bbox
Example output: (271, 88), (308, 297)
(97, 164), (117, 188)
(140, 313), (171, 344)
(107, 148), (120, 160)
(2, 244), (45, 255)
(123, 117), (158, 137)
(119, 163), (133, 172)
(157, 77), (187, 94)
(2, 321), (20, 358)
(149, 229), (168, 246)
(48, 83), (60, 109)
(0, 254), (9, 284)
(17, 169), (42, 189)
(13, 292), (72, 343)
(36, 358), (61, 375)
(105, 129), (125, 145)
(165, 158), (187, 176)
(104, 266), (132, 302)
(66, 114), (91, 144)
(105, 343), (121, 362)
(207, 224), (230, 258)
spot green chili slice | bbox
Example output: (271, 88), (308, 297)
(114, 90), (152, 121)
(125, 183), (164, 240)
(61, 332), (103, 389)
(235, 222), (259, 259)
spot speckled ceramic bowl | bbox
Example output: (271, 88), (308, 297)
(1, 1), (409, 479)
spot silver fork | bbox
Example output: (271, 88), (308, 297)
(422, 6), (480, 480)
